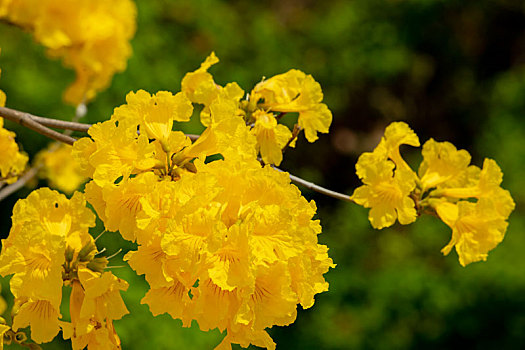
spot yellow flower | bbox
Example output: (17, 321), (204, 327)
(61, 268), (128, 350)
(181, 52), (220, 106)
(12, 299), (61, 343)
(435, 198), (511, 266)
(125, 236), (173, 288)
(252, 69), (332, 142)
(418, 139), (474, 190)
(79, 120), (157, 186)
(129, 158), (334, 349)
(77, 267), (128, 321)
(351, 122), (420, 229)
(96, 172), (159, 241)
(426, 156), (515, 265)
(1, 0), (136, 104)
(0, 323), (9, 349)
(0, 57), (28, 183)
(181, 52), (246, 127)
(0, 126), (28, 184)
(437, 158), (513, 205)
(113, 90), (193, 150)
(0, 189), (93, 304)
(0, 188), (99, 344)
(352, 151), (417, 229)
(36, 143), (87, 194)
(251, 110), (292, 165)
(376, 121), (420, 172)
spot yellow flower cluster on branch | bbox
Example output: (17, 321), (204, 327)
(352, 122), (515, 266)
(71, 57), (335, 348)
(0, 0), (136, 104)
(0, 188), (128, 347)
(181, 53), (332, 166)
(0, 53), (28, 184)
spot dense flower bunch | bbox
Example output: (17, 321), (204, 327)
(0, 188), (128, 348)
(36, 143), (87, 194)
(71, 57), (335, 348)
(0, 0), (136, 104)
(0, 54), (28, 184)
(181, 53), (332, 165)
(352, 122), (515, 266)
(0, 41), (516, 348)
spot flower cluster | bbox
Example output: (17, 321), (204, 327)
(0, 54), (28, 184)
(0, 0), (136, 104)
(181, 53), (332, 165)
(72, 62), (334, 348)
(352, 122), (515, 266)
(36, 143), (87, 194)
(0, 188), (128, 348)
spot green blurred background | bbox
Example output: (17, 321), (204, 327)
(1, 0), (525, 349)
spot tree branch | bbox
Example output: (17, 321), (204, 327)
(0, 106), (77, 144)
(0, 106), (354, 203)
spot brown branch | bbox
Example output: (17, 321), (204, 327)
(0, 166), (39, 202)
(0, 106), (91, 132)
(32, 114), (91, 132)
(0, 106), (77, 144)
(0, 106), (354, 203)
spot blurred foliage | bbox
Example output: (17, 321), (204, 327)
(1, 0), (524, 349)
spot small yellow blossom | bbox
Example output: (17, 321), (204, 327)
(351, 154), (417, 229)
(181, 52), (220, 106)
(61, 268), (128, 350)
(181, 53), (246, 127)
(252, 69), (332, 142)
(97, 172), (159, 241)
(418, 139), (474, 190)
(426, 156), (515, 266)
(376, 121), (420, 172)
(352, 122), (419, 229)
(12, 299), (61, 343)
(251, 110), (292, 165)
(113, 90), (193, 150)
(79, 120), (157, 186)
(435, 198), (512, 266)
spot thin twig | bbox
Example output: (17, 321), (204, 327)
(0, 166), (39, 202)
(273, 166), (354, 203)
(0, 106), (77, 144)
